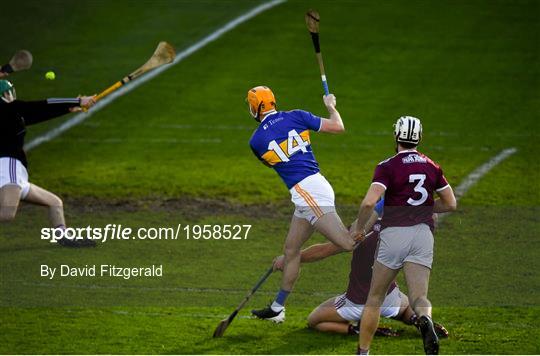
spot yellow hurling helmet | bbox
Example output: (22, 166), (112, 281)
(246, 86), (276, 121)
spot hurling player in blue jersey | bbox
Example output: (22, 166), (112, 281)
(247, 86), (359, 323)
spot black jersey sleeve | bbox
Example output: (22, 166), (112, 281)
(12, 98), (81, 125)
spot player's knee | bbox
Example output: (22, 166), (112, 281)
(307, 312), (321, 330)
(0, 209), (17, 222)
(48, 194), (63, 208)
(308, 322), (324, 331)
(332, 234), (354, 252)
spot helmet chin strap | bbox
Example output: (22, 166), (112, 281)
(256, 102), (263, 121)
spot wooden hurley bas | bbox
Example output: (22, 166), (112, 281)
(85, 41), (176, 109)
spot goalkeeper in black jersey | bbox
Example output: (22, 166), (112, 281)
(0, 79), (96, 247)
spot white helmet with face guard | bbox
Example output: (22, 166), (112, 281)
(394, 116), (422, 145)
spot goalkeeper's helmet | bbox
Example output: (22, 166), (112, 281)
(246, 86), (277, 122)
(0, 80), (15, 103)
(394, 116), (422, 145)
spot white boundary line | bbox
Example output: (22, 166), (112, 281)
(453, 147), (517, 199)
(24, 0), (286, 151)
(439, 147), (517, 220)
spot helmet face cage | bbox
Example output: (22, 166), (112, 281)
(394, 116), (422, 145)
(247, 99), (264, 121)
(246, 98), (259, 121)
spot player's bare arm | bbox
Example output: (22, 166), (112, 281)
(276, 208), (382, 271)
(350, 210), (380, 235)
(319, 94), (345, 133)
(273, 242), (344, 271)
(433, 186), (457, 213)
(352, 184), (385, 237)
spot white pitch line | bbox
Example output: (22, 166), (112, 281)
(439, 147), (517, 220)
(453, 147), (517, 199)
(24, 0), (286, 151)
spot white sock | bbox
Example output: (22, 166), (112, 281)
(270, 301), (284, 312)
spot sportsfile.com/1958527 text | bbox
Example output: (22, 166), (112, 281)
(40, 224), (252, 244)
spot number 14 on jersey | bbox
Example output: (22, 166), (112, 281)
(268, 129), (310, 162)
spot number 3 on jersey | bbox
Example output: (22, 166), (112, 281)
(407, 174), (428, 206)
(267, 130), (309, 163)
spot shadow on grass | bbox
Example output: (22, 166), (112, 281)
(186, 323), (423, 355)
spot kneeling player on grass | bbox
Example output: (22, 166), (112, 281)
(0, 80), (96, 247)
(247, 86), (359, 322)
(273, 205), (448, 339)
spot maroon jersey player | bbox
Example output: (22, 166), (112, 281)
(273, 211), (448, 339)
(352, 116), (456, 355)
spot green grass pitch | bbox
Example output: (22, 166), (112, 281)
(1, 0), (539, 354)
